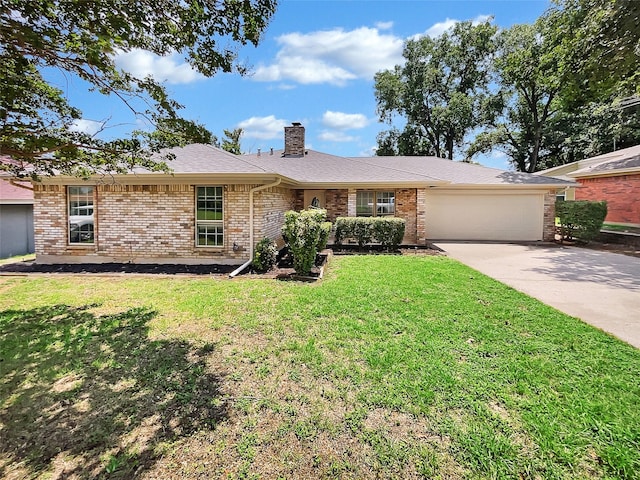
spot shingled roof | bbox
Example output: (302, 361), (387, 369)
(537, 144), (640, 179)
(145, 145), (571, 188)
(0, 179), (33, 204)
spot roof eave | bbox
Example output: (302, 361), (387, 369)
(34, 172), (293, 186)
(430, 182), (576, 189)
(569, 167), (640, 178)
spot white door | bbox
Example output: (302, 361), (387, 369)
(426, 191), (544, 241)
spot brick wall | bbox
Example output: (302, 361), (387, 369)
(293, 189), (304, 211)
(347, 189), (356, 217)
(33, 183), (259, 263)
(416, 188), (427, 244)
(395, 188), (417, 244)
(543, 190), (556, 242)
(575, 174), (640, 224)
(254, 186), (297, 242)
(324, 189), (348, 222)
(284, 125), (305, 156)
(33, 185), (68, 257)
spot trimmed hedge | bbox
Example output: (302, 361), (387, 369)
(282, 208), (332, 275)
(556, 200), (607, 242)
(334, 217), (405, 250)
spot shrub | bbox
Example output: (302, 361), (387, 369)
(318, 221), (332, 250)
(556, 200), (607, 242)
(372, 217), (405, 250)
(252, 237), (278, 273)
(282, 209), (331, 275)
(334, 217), (405, 250)
(335, 217), (371, 248)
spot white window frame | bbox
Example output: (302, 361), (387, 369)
(68, 186), (95, 245)
(356, 190), (396, 217)
(195, 186), (224, 247)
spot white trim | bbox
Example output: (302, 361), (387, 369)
(0, 199), (33, 205)
(194, 185), (224, 248)
(67, 185), (96, 246)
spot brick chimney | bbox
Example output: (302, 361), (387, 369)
(284, 122), (305, 156)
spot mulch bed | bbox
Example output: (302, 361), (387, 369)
(0, 245), (444, 277)
(0, 262), (236, 275)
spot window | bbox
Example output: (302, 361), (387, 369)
(68, 186), (95, 244)
(556, 192), (566, 202)
(356, 191), (395, 217)
(196, 186), (223, 246)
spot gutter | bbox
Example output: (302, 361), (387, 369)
(229, 177), (282, 278)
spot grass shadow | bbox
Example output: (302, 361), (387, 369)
(0, 304), (226, 478)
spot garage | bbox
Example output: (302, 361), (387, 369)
(425, 190), (545, 241)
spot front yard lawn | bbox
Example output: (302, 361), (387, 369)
(1, 256), (638, 479)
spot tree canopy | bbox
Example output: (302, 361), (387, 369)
(221, 128), (243, 155)
(376, 0), (640, 172)
(375, 20), (498, 160)
(468, 21), (563, 172)
(0, 0), (277, 178)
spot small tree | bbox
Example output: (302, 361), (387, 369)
(282, 209), (331, 275)
(556, 200), (607, 243)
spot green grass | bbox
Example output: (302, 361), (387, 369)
(0, 252), (35, 265)
(1, 255), (639, 479)
(602, 223), (640, 234)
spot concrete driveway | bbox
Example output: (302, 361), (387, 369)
(436, 242), (640, 349)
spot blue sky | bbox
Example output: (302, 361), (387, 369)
(62, 0), (551, 169)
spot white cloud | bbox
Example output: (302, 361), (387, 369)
(253, 26), (404, 86)
(237, 115), (288, 140)
(358, 145), (378, 157)
(322, 111), (369, 130)
(115, 49), (203, 84)
(318, 131), (357, 143)
(416, 14), (493, 39)
(375, 21), (394, 30)
(254, 57), (357, 86)
(423, 18), (459, 38)
(69, 119), (104, 135)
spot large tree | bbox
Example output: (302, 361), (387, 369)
(0, 0), (277, 177)
(545, 0), (640, 106)
(374, 20), (497, 159)
(470, 1), (640, 173)
(142, 118), (218, 151)
(467, 22), (562, 173)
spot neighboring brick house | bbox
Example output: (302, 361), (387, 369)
(538, 144), (640, 226)
(29, 124), (571, 265)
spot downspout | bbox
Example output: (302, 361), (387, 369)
(229, 177), (282, 277)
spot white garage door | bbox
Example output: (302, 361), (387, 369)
(426, 191), (544, 241)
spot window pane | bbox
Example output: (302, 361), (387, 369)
(196, 186), (223, 220)
(196, 186), (224, 246)
(69, 186), (94, 244)
(356, 191), (374, 217)
(376, 191), (395, 216)
(197, 224), (223, 246)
